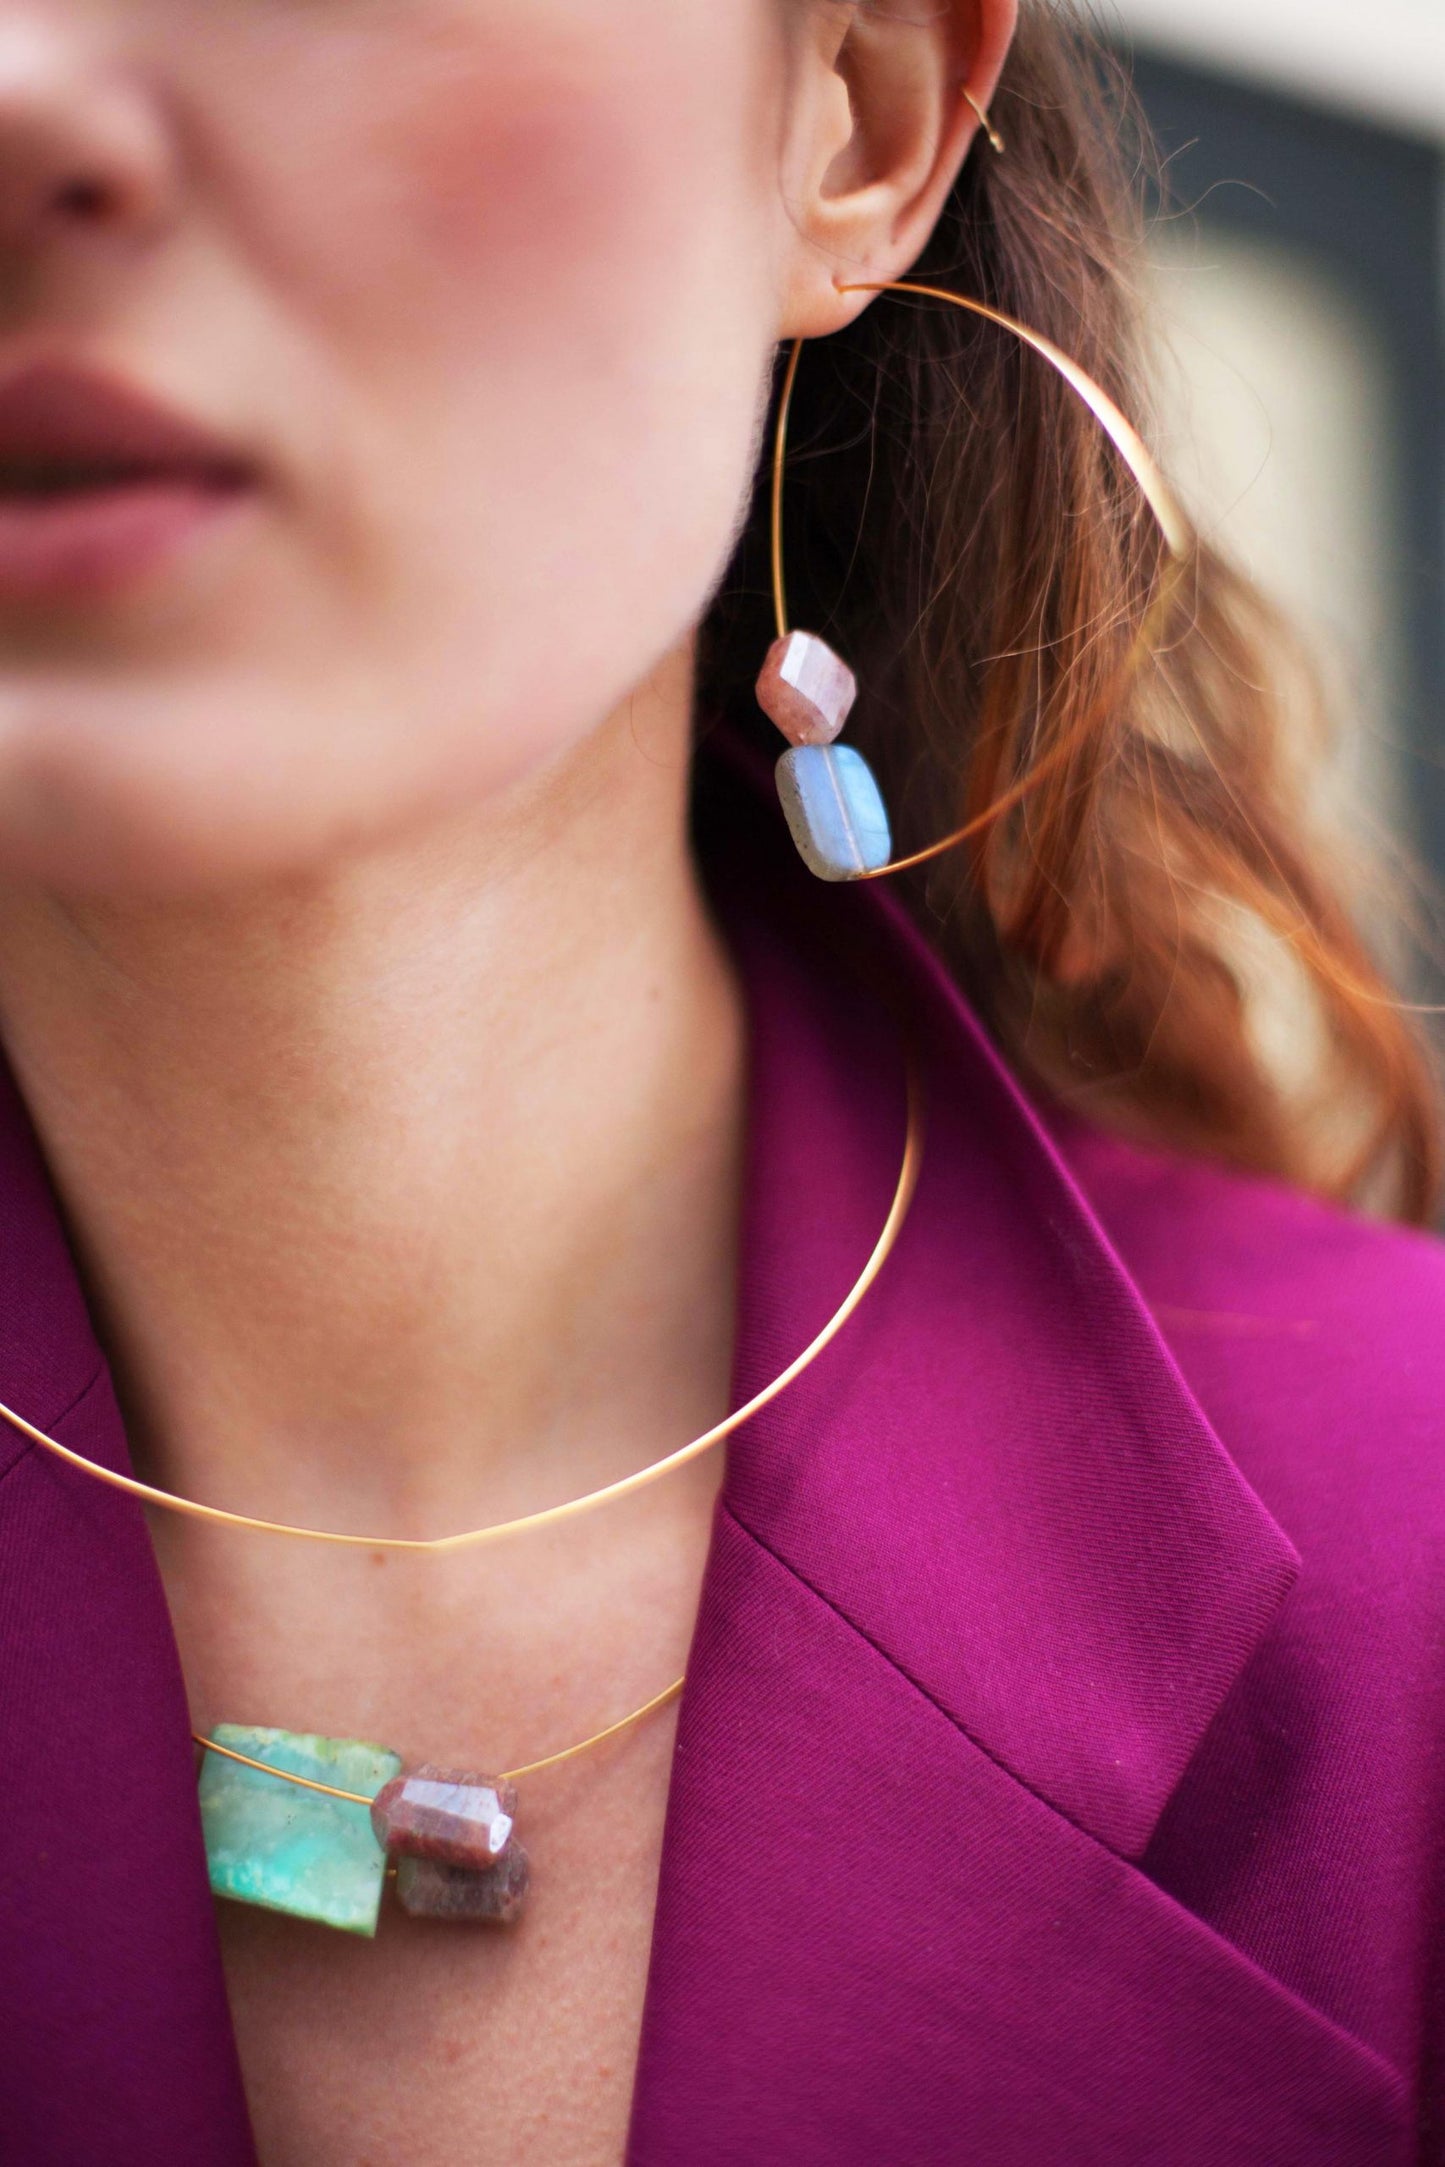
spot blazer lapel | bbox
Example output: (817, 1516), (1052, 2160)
(0, 1064), (255, 2166)
(632, 1514), (1406, 2164)
(629, 763), (1408, 2163)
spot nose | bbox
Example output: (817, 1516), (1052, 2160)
(0, 20), (176, 252)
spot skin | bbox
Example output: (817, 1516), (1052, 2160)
(0, 3), (1014, 2161)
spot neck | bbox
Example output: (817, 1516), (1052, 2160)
(0, 650), (746, 1541)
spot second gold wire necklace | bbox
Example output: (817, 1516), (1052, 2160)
(2, 167), (1193, 1934)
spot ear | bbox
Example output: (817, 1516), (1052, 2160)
(775, 0), (1017, 339)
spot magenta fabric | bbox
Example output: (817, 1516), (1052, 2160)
(2, 741), (1445, 2161)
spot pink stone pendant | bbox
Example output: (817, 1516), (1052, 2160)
(755, 630), (857, 748)
(371, 1766), (517, 1873)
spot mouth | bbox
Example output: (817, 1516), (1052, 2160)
(0, 362), (258, 602)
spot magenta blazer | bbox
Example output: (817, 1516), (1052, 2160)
(2, 742), (1444, 2164)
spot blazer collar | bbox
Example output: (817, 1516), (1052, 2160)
(0, 1063), (254, 2161)
(696, 742), (1301, 1861)
(629, 744), (1404, 2164)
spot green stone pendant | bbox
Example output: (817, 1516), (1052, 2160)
(199, 1726), (402, 1939)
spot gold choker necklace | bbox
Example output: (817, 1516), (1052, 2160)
(0, 1051), (923, 1553)
(7, 1051), (925, 1935)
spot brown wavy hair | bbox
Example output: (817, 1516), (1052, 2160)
(699, 0), (1442, 1220)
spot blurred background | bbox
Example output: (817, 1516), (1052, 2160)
(1107, 0), (1443, 922)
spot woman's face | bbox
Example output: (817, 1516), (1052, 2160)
(0, 1), (800, 891)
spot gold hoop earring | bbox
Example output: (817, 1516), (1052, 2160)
(962, 87), (1006, 155)
(754, 280), (1194, 883)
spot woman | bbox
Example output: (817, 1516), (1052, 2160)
(0, 1), (1440, 2161)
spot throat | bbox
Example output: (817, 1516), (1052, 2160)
(0, 719), (747, 1541)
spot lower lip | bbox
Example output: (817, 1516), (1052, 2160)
(0, 475), (254, 602)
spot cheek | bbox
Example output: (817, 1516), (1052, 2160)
(380, 65), (625, 278)
(177, 4), (782, 828)
(235, 5), (781, 553)
(225, 5), (780, 336)
(313, 19), (777, 684)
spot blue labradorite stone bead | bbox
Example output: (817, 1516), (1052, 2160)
(775, 745), (892, 882)
(198, 1726), (403, 1938)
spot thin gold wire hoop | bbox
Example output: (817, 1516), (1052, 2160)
(0, 1052), (924, 1554)
(961, 88), (1005, 154)
(769, 280), (1196, 881)
(193, 1672), (686, 1803)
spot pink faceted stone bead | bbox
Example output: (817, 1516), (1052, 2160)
(755, 631), (858, 748)
(395, 1844), (531, 1926)
(370, 1766), (517, 1872)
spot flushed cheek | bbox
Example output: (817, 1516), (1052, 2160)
(367, 5), (773, 265)
(376, 64), (641, 282)
(157, 3), (777, 832)
(224, 7), (772, 348)
(266, 15), (777, 644)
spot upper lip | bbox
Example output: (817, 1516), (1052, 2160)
(0, 361), (254, 495)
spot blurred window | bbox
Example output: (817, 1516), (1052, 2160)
(1125, 56), (1444, 886)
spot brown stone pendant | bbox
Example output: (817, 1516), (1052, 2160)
(372, 1765), (529, 1926)
(395, 1844), (531, 1924)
